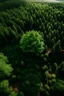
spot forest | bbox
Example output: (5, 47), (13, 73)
(0, 1), (64, 96)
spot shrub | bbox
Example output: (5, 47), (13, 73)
(20, 30), (45, 55)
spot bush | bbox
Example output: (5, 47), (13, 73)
(20, 30), (45, 55)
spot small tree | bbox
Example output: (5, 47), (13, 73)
(20, 30), (45, 55)
(0, 52), (13, 79)
(0, 80), (9, 92)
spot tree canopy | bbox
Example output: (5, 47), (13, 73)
(20, 30), (45, 55)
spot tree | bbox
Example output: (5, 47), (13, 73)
(20, 30), (45, 55)
(51, 79), (64, 96)
(0, 80), (9, 93)
(8, 27), (18, 39)
(0, 52), (13, 79)
(55, 40), (62, 52)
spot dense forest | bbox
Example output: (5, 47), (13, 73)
(0, 1), (64, 96)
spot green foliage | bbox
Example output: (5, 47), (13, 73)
(0, 53), (13, 78)
(55, 40), (62, 52)
(44, 84), (50, 91)
(20, 30), (45, 55)
(51, 79), (64, 91)
(9, 91), (17, 96)
(18, 92), (25, 96)
(0, 52), (8, 62)
(22, 82), (39, 96)
(41, 88), (50, 96)
(51, 74), (56, 79)
(0, 2), (64, 96)
(45, 71), (49, 77)
(52, 79), (56, 83)
(11, 75), (17, 81)
(0, 80), (9, 93)
(0, 0), (24, 11)
(42, 65), (48, 71)
(48, 80), (52, 85)
(44, 57), (47, 62)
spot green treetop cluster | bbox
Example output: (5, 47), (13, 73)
(20, 30), (45, 55)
